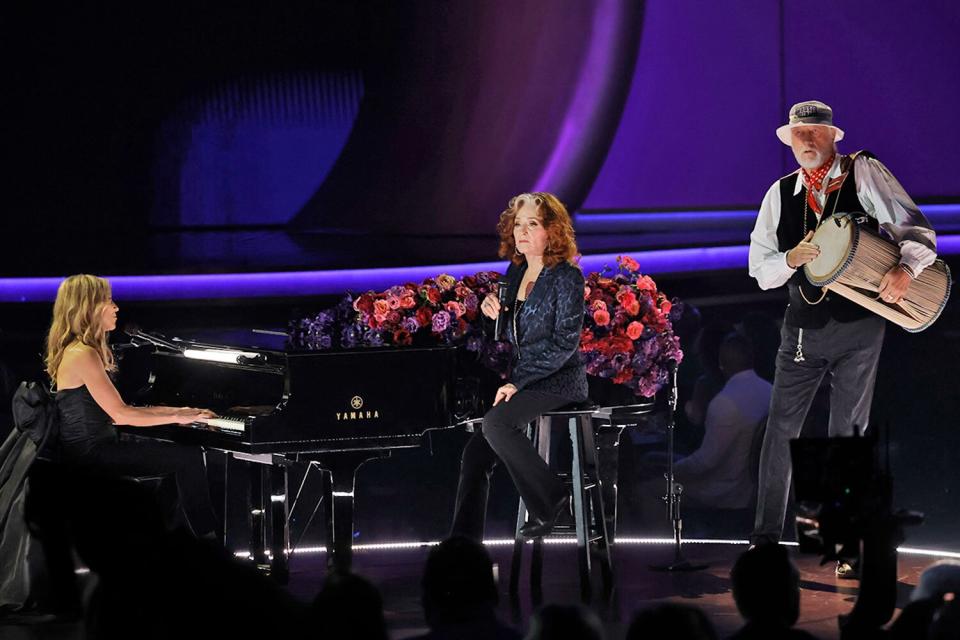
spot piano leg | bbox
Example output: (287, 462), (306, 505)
(315, 451), (390, 574)
(249, 462), (267, 568)
(269, 462), (291, 584)
(238, 454), (291, 584)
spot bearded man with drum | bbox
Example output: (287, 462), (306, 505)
(746, 100), (937, 560)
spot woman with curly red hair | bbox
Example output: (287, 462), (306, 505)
(451, 192), (587, 540)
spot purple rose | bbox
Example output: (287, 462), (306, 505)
(401, 316), (420, 333)
(432, 310), (451, 332)
(341, 325), (361, 348)
(363, 330), (385, 347)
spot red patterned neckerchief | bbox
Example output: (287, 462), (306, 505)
(801, 153), (837, 215)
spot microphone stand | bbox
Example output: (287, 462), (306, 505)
(123, 326), (183, 352)
(651, 363), (707, 572)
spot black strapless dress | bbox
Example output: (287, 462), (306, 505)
(56, 385), (117, 458)
(54, 386), (216, 537)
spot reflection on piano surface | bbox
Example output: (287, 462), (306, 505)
(115, 332), (469, 579)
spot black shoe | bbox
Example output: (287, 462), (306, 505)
(519, 495), (570, 539)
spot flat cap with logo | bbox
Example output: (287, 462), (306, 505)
(776, 100), (845, 146)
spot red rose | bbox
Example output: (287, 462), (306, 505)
(445, 301), (465, 318)
(393, 329), (413, 346)
(426, 288), (442, 304)
(415, 307), (434, 327)
(613, 369), (633, 384)
(593, 309), (611, 326)
(618, 256), (640, 272)
(616, 290), (637, 309)
(636, 275), (657, 292)
(626, 321), (644, 340)
(387, 310), (402, 325)
(399, 295), (416, 309)
(354, 295), (374, 314)
(599, 335), (634, 356)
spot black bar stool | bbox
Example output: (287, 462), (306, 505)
(508, 400), (612, 601)
(591, 400), (657, 540)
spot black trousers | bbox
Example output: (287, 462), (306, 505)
(751, 315), (885, 545)
(450, 390), (571, 541)
(77, 438), (218, 537)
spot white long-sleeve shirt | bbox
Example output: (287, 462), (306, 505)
(748, 155), (937, 291)
(674, 369), (772, 509)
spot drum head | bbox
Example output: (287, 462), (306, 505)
(805, 215), (857, 285)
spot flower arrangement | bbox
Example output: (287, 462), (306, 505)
(579, 256), (683, 397)
(288, 270), (513, 371)
(289, 256), (682, 398)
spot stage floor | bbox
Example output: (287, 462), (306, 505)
(281, 540), (951, 639)
(1, 540), (955, 639)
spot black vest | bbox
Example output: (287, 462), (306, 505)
(776, 151), (879, 328)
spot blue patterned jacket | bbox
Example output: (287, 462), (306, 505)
(503, 260), (588, 401)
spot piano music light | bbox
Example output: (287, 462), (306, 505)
(183, 348), (260, 364)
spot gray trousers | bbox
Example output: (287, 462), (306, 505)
(751, 315), (885, 544)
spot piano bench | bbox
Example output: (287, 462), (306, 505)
(120, 472), (187, 532)
(509, 402), (615, 602)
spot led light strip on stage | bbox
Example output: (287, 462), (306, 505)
(228, 538), (960, 560)
(4, 235), (960, 302)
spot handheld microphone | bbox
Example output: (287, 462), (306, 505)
(493, 279), (510, 340)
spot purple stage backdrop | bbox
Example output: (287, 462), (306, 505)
(584, 0), (960, 211)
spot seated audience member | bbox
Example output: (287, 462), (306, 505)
(673, 333), (771, 534)
(729, 544), (817, 639)
(524, 604), (604, 640)
(406, 535), (521, 640)
(25, 462), (308, 639)
(889, 559), (960, 639)
(311, 571), (388, 640)
(734, 312), (780, 383)
(625, 603), (717, 640)
(683, 322), (731, 432)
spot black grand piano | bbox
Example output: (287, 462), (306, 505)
(115, 330), (477, 581)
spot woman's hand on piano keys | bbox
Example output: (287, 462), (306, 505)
(172, 407), (217, 424)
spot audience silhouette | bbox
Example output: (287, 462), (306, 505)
(405, 535), (521, 640)
(625, 603), (718, 640)
(729, 544), (816, 639)
(524, 604), (605, 640)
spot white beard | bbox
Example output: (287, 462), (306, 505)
(795, 147), (826, 170)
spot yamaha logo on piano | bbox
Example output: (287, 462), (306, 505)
(336, 395), (381, 421)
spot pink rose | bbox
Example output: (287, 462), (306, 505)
(593, 309), (611, 326)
